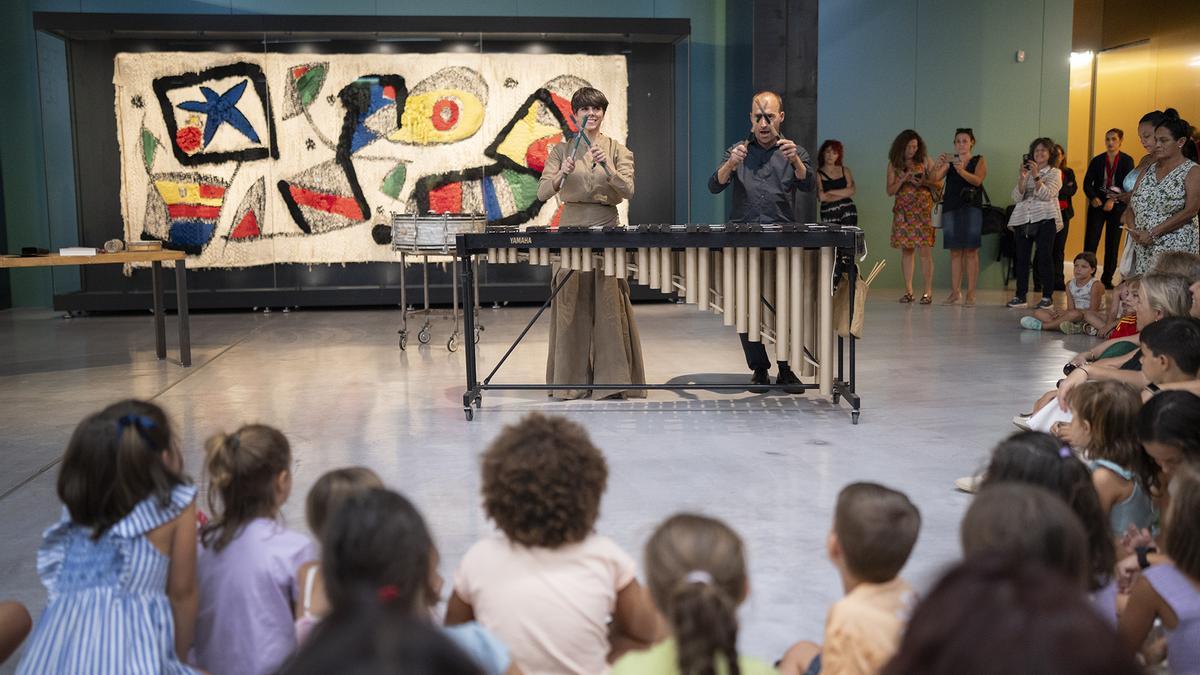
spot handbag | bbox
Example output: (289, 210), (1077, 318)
(931, 202), (943, 229)
(1022, 220), (1042, 239)
(1117, 230), (1135, 277)
(834, 260), (886, 339)
(980, 186), (1007, 235)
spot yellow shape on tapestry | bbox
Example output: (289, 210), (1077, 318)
(154, 179), (223, 206)
(493, 101), (562, 167)
(388, 89), (485, 145)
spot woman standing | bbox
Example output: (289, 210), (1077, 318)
(536, 87), (644, 400)
(934, 128), (987, 305)
(887, 130), (939, 304)
(816, 139), (858, 225)
(1006, 138), (1063, 309)
(1126, 109), (1200, 276)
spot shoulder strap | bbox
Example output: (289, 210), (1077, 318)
(1091, 459), (1134, 480)
(302, 565), (318, 615)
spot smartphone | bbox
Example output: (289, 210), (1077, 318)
(1108, 185), (1122, 194)
(1022, 154), (1032, 163)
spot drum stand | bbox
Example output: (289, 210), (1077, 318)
(397, 252), (483, 352)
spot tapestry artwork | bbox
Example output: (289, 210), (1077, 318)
(114, 52), (628, 268)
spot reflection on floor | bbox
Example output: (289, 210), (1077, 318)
(0, 292), (1094, 671)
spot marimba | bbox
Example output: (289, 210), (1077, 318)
(456, 223), (865, 422)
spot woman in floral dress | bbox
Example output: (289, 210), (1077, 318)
(1126, 109), (1200, 276)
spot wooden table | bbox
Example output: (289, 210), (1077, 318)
(0, 250), (192, 366)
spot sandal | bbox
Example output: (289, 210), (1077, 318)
(942, 293), (961, 305)
(899, 293), (914, 303)
(964, 293), (976, 307)
(919, 294), (932, 305)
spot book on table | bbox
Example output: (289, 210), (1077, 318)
(59, 247), (97, 256)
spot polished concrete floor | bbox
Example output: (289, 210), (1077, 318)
(0, 290), (1093, 671)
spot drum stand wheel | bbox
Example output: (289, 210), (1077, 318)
(447, 333), (459, 353)
(463, 393), (482, 420)
(417, 322), (432, 345)
(398, 330), (408, 351)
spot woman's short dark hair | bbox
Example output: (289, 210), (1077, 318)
(1028, 137), (1055, 159)
(278, 606), (483, 675)
(962, 483), (1090, 588)
(1156, 108), (1198, 161)
(888, 129), (926, 170)
(1138, 391), (1200, 461)
(880, 557), (1142, 675)
(481, 413), (608, 548)
(58, 399), (186, 539)
(817, 139), (845, 166)
(979, 432), (1115, 591)
(321, 488), (437, 615)
(1106, 128), (1124, 140)
(954, 128), (975, 144)
(570, 87), (608, 113)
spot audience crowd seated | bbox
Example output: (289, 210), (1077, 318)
(5, 380), (1200, 675)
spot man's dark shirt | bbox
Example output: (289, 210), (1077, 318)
(708, 141), (815, 223)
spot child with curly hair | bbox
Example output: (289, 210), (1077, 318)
(446, 413), (657, 675)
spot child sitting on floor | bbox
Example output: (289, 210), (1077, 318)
(16, 400), (199, 675)
(1119, 463), (1200, 672)
(611, 513), (775, 675)
(446, 413), (658, 675)
(1058, 381), (1156, 544)
(294, 467), (383, 643)
(779, 482), (921, 675)
(1103, 276), (1141, 339)
(288, 488), (515, 675)
(193, 424), (316, 675)
(1139, 316), (1200, 398)
(1021, 252), (1106, 334)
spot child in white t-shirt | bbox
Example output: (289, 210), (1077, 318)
(1021, 251), (1106, 334)
(445, 413), (658, 675)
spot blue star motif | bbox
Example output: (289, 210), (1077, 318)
(176, 80), (261, 149)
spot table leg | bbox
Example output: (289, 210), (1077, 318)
(152, 261), (166, 360)
(175, 261), (192, 367)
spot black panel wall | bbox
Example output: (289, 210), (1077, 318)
(49, 19), (681, 311)
(0, 158), (10, 310)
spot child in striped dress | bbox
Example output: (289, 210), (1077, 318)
(17, 400), (199, 675)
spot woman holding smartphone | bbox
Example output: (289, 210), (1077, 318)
(887, 129), (939, 304)
(934, 128), (987, 305)
(1006, 138), (1063, 309)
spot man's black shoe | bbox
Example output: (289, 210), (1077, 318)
(750, 368), (770, 389)
(777, 367), (804, 393)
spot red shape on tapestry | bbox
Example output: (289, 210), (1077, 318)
(230, 210), (260, 239)
(526, 134), (563, 173)
(176, 126), (203, 154)
(198, 183), (226, 199)
(292, 65), (309, 80)
(167, 204), (222, 220)
(428, 182), (464, 214)
(431, 98), (459, 131)
(549, 203), (564, 230)
(383, 85), (396, 101)
(288, 185), (368, 220)
(549, 93), (576, 132)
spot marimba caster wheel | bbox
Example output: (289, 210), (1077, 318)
(832, 393), (841, 404)
(464, 407), (474, 421)
(418, 327), (431, 344)
(474, 328), (482, 344)
(398, 332), (408, 351)
(474, 395), (482, 409)
(851, 411), (860, 425)
(447, 335), (458, 352)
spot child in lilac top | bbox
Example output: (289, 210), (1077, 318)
(1119, 463), (1200, 674)
(191, 425), (316, 675)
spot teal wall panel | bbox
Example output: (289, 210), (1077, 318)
(36, 31), (81, 293)
(1, 0), (54, 305)
(80, 0), (233, 12)
(819, 0), (1072, 291)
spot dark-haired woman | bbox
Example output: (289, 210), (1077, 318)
(1126, 109), (1200, 276)
(1006, 138), (1063, 309)
(935, 129), (987, 305)
(536, 86), (643, 400)
(887, 130), (939, 304)
(816, 139), (857, 225)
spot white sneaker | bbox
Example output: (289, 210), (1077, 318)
(954, 474), (984, 493)
(1012, 413), (1033, 431)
